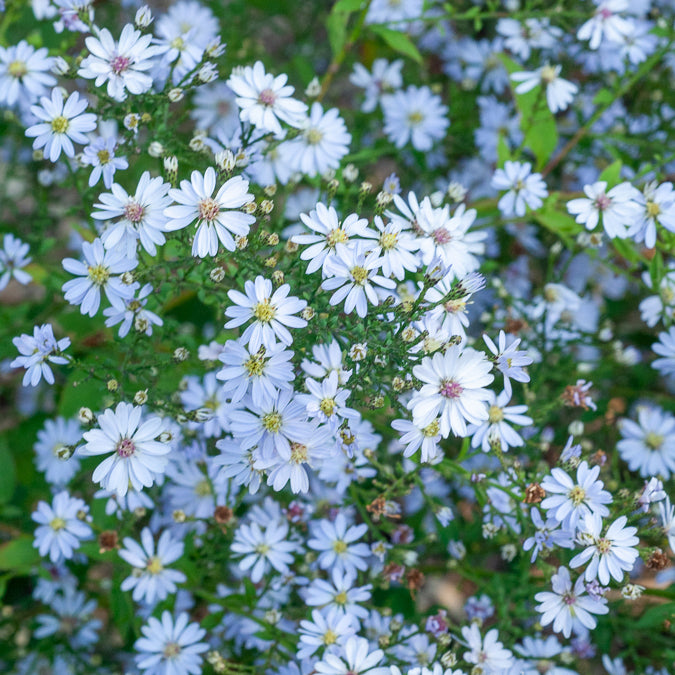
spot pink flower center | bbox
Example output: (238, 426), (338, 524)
(116, 438), (136, 458)
(594, 193), (611, 211)
(598, 7), (612, 19)
(124, 201), (145, 223)
(198, 197), (220, 222)
(432, 228), (452, 245)
(563, 592), (576, 605)
(258, 88), (276, 106)
(111, 55), (131, 75)
(440, 380), (463, 399)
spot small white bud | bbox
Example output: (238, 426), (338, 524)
(148, 141), (164, 158)
(135, 5), (153, 28)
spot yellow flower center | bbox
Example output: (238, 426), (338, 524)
(50, 517), (67, 531)
(255, 543), (271, 555)
(306, 128), (323, 145)
(596, 537), (612, 554)
(8, 60), (27, 78)
(290, 442), (308, 464)
(87, 264), (110, 286)
(262, 412), (283, 433)
(334, 591), (348, 605)
(488, 405), (504, 423)
(170, 37), (185, 50)
(333, 540), (348, 554)
(407, 110), (424, 126)
(444, 298), (466, 314)
(252, 299), (276, 323)
(163, 642), (181, 658)
(540, 64), (557, 83)
(244, 353), (266, 377)
(646, 200), (661, 218)
(645, 432), (663, 450)
(97, 149), (111, 165)
(379, 232), (398, 250)
(195, 479), (212, 496)
(422, 420), (439, 437)
(350, 266), (369, 285)
(327, 228), (348, 247)
(146, 556), (164, 575)
(51, 115), (69, 134)
(568, 485), (586, 506)
(319, 397), (336, 417)
(198, 197), (220, 222)
(323, 629), (338, 645)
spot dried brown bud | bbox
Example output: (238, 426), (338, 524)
(646, 548), (669, 571)
(406, 568), (425, 592)
(99, 530), (119, 553)
(524, 482), (546, 504)
(214, 506), (233, 525)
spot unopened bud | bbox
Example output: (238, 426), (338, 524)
(305, 76), (321, 97)
(133, 389), (148, 405)
(210, 267), (226, 282)
(120, 271), (135, 285)
(272, 270), (284, 285)
(301, 307), (315, 321)
(173, 347), (189, 362)
(242, 202), (257, 215)
(107, 379), (118, 392)
(148, 141), (164, 158)
(78, 407), (95, 424)
(135, 5), (153, 28)
(168, 88), (183, 102)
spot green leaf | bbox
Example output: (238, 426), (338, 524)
(59, 373), (103, 418)
(0, 536), (41, 572)
(369, 25), (422, 64)
(326, 0), (363, 57)
(0, 440), (16, 505)
(496, 133), (512, 166)
(649, 249), (664, 287)
(598, 159), (623, 187)
(593, 88), (614, 106)
(635, 602), (675, 628)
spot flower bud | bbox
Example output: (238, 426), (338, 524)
(168, 88), (184, 102)
(148, 141), (164, 158)
(135, 5), (153, 28)
(173, 347), (189, 362)
(78, 407), (95, 424)
(133, 389), (148, 405)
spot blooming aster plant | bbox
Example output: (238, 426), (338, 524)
(2, 1), (675, 674)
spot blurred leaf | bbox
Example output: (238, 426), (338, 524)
(326, 0), (363, 57)
(496, 133), (512, 166)
(635, 602), (675, 628)
(0, 536), (40, 572)
(369, 25), (422, 64)
(59, 374), (103, 419)
(599, 159), (623, 187)
(649, 249), (664, 288)
(0, 440), (16, 505)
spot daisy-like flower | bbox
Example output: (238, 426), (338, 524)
(81, 135), (128, 189)
(78, 24), (163, 102)
(628, 181), (675, 249)
(217, 339), (294, 408)
(541, 461), (613, 532)
(535, 566), (609, 638)
(349, 58), (403, 113)
(302, 370), (359, 429)
(510, 64), (578, 113)
(314, 636), (388, 675)
(391, 416), (442, 463)
(483, 330), (533, 397)
(227, 61), (308, 137)
(34, 588), (101, 650)
(79, 402), (172, 497)
(659, 496), (675, 553)
(461, 624), (514, 675)
(11, 323), (70, 387)
(285, 103), (351, 177)
(62, 238), (136, 317)
(567, 181), (641, 239)
(119, 528), (187, 605)
(321, 248), (396, 318)
(308, 514), (370, 577)
(134, 611), (208, 675)
(303, 568), (373, 620)
(230, 519), (298, 582)
(103, 283), (163, 338)
(32, 491), (93, 563)
(491, 161), (548, 217)
(298, 608), (357, 659)
(468, 389), (533, 453)
(523, 507), (574, 563)
(25, 88), (97, 162)
(652, 325), (675, 377)
(617, 405), (675, 479)
(361, 215), (419, 280)
(381, 85), (449, 151)
(93, 171), (172, 258)
(570, 513), (639, 585)
(408, 345), (494, 438)
(224, 276), (307, 353)
(294, 203), (370, 274)
(164, 168), (256, 258)
(0, 40), (55, 107)
(0, 233), (32, 291)
(34, 416), (82, 487)
(577, 0), (633, 50)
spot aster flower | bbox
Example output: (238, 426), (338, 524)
(0, 39), (55, 107)
(11, 323), (70, 387)
(523, 507), (574, 563)
(164, 168), (256, 258)
(349, 58), (403, 113)
(134, 611), (208, 675)
(491, 161), (548, 217)
(227, 61), (308, 137)
(627, 181), (675, 248)
(294, 203), (370, 274)
(461, 624), (514, 674)
(391, 417), (442, 463)
(62, 238), (136, 317)
(468, 389), (533, 453)
(408, 345), (494, 437)
(285, 102), (351, 177)
(483, 330), (533, 397)
(78, 24), (163, 101)
(34, 588), (101, 650)
(32, 491), (93, 563)
(570, 513), (639, 585)
(321, 248), (396, 318)
(361, 215), (420, 280)
(381, 85), (449, 151)
(0, 233), (32, 291)
(93, 171), (172, 259)
(298, 608), (357, 659)
(103, 283), (163, 338)
(577, 0), (633, 50)
(314, 636), (388, 675)
(567, 181), (641, 239)
(25, 88), (97, 162)
(510, 64), (578, 113)
(81, 135), (128, 189)
(308, 514), (370, 577)
(119, 528), (187, 605)
(224, 275), (307, 353)
(301, 371), (359, 429)
(652, 326), (675, 376)
(34, 416), (82, 487)
(617, 405), (675, 479)
(230, 520), (298, 582)
(535, 566), (609, 638)
(541, 461), (613, 532)
(79, 402), (172, 497)
(303, 568), (372, 619)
